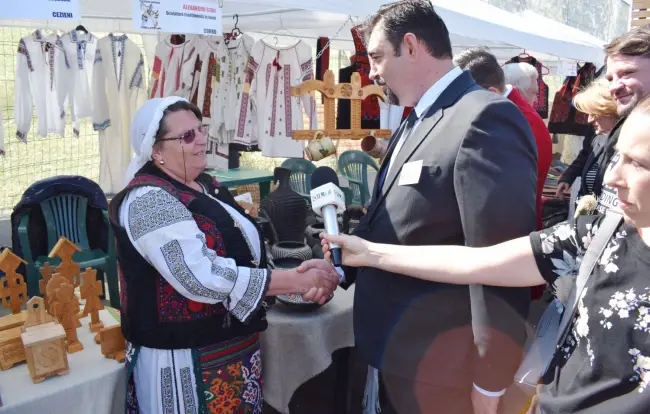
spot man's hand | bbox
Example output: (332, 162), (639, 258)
(320, 233), (372, 267)
(555, 182), (570, 200)
(471, 387), (500, 414)
(295, 259), (339, 304)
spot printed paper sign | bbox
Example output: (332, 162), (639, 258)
(3, 0), (80, 20)
(134, 0), (222, 35)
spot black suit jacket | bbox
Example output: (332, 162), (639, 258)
(344, 71), (537, 391)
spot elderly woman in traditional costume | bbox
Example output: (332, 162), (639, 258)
(109, 97), (339, 413)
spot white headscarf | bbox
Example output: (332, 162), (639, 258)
(124, 96), (187, 187)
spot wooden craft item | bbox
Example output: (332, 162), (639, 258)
(290, 70), (392, 141)
(46, 274), (72, 315)
(48, 237), (82, 287)
(20, 297), (69, 383)
(0, 312), (27, 332)
(98, 325), (126, 363)
(79, 268), (105, 332)
(23, 296), (53, 329)
(51, 283), (83, 353)
(0, 249), (28, 314)
(39, 262), (54, 309)
(0, 327), (26, 370)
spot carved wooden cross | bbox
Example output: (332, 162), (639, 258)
(290, 70), (391, 141)
(0, 249), (28, 314)
(49, 237), (82, 288)
(52, 283), (83, 353)
(80, 268), (105, 333)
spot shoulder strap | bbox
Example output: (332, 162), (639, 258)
(556, 212), (623, 344)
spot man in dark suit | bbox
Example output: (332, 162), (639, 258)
(302, 2), (537, 413)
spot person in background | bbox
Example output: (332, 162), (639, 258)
(503, 62), (539, 106)
(555, 77), (618, 200)
(591, 26), (650, 214)
(321, 93), (650, 414)
(300, 1), (537, 412)
(454, 47), (551, 231)
(108, 97), (339, 413)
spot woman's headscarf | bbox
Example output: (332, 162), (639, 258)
(124, 96), (188, 187)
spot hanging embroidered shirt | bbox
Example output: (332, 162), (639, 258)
(61, 30), (98, 137)
(92, 34), (147, 194)
(14, 30), (72, 142)
(149, 36), (189, 99)
(235, 40), (317, 158)
(220, 33), (254, 144)
(177, 36), (229, 140)
(548, 63), (596, 136)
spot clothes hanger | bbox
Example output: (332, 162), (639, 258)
(75, 25), (88, 34)
(225, 14), (243, 47)
(262, 14), (299, 47)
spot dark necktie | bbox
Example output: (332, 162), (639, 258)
(377, 110), (418, 191)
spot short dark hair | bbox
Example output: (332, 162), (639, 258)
(453, 47), (505, 92)
(605, 26), (650, 58)
(362, 0), (452, 59)
(154, 100), (202, 142)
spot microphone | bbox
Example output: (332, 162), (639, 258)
(310, 166), (345, 266)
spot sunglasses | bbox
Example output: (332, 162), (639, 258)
(157, 124), (208, 144)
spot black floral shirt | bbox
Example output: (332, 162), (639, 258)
(530, 215), (650, 413)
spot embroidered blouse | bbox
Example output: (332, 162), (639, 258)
(61, 30), (98, 136)
(14, 30), (71, 141)
(234, 40), (316, 158)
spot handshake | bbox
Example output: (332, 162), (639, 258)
(283, 233), (371, 304)
(275, 258), (341, 304)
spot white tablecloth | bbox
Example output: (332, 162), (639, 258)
(261, 285), (355, 414)
(0, 309), (125, 414)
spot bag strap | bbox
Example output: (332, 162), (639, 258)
(556, 212), (623, 345)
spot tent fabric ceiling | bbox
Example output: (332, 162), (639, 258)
(0, 0), (606, 64)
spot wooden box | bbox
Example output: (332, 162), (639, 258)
(0, 327), (26, 370)
(21, 322), (69, 383)
(0, 312), (27, 332)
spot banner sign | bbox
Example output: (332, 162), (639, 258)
(134, 0), (222, 35)
(3, 0), (80, 20)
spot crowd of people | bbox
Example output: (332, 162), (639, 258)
(108, 0), (650, 413)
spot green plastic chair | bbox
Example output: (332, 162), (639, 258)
(281, 158), (317, 202)
(17, 194), (120, 309)
(337, 150), (379, 206)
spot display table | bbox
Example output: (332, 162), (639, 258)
(0, 309), (125, 414)
(204, 167), (274, 200)
(261, 285), (355, 414)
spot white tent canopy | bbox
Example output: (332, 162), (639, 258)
(0, 0), (607, 66)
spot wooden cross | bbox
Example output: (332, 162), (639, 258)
(0, 249), (28, 314)
(290, 70), (392, 141)
(80, 268), (104, 333)
(51, 283), (83, 353)
(39, 262), (54, 310)
(49, 237), (81, 288)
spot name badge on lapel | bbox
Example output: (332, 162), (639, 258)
(398, 160), (423, 186)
